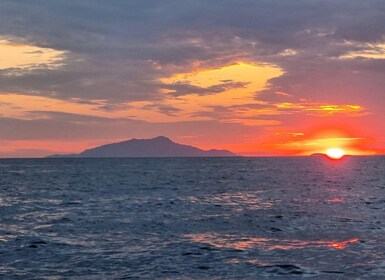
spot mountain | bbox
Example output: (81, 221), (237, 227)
(310, 153), (328, 157)
(47, 136), (238, 158)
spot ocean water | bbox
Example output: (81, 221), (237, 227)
(1, 157), (385, 279)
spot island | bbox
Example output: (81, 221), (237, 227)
(47, 136), (238, 158)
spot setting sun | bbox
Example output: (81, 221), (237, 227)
(326, 148), (345, 159)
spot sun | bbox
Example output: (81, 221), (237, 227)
(326, 148), (345, 160)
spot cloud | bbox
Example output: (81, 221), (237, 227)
(275, 101), (365, 116)
(339, 42), (385, 59)
(141, 104), (182, 116)
(25, 111), (130, 123)
(0, 1), (384, 155)
(161, 80), (249, 97)
(0, 1), (383, 105)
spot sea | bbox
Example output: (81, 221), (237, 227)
(1, 156), (385, 279)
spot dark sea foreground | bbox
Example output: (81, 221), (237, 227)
(1, 157), (385, 279)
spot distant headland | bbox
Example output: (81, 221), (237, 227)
(47, 136), (238, 158)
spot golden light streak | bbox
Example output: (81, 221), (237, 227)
(276, 102), (363, 116)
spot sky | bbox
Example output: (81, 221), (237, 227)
(0, 0), (384, 157)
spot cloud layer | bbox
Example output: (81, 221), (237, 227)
(0, 0), (384, 156)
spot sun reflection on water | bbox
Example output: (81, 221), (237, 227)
(184, 232), (359, 251)
(329, 238), (359, 250)
(328, 197), (344, 203)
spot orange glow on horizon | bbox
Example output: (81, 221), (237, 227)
(251, 124), (378, 157)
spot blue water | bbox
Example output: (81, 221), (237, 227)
(1, 157), (385, 279)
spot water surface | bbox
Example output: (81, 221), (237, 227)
(1, 157), (384, 279)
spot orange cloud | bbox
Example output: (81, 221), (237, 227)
(0, 37), (66, 72)
(161, 61), (283, 107)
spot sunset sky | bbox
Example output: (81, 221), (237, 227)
(1, 0), (384, 157)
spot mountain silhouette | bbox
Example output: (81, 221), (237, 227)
(48, 136), (238, 158)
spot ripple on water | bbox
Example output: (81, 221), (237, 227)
(0, 157), (385, 279)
